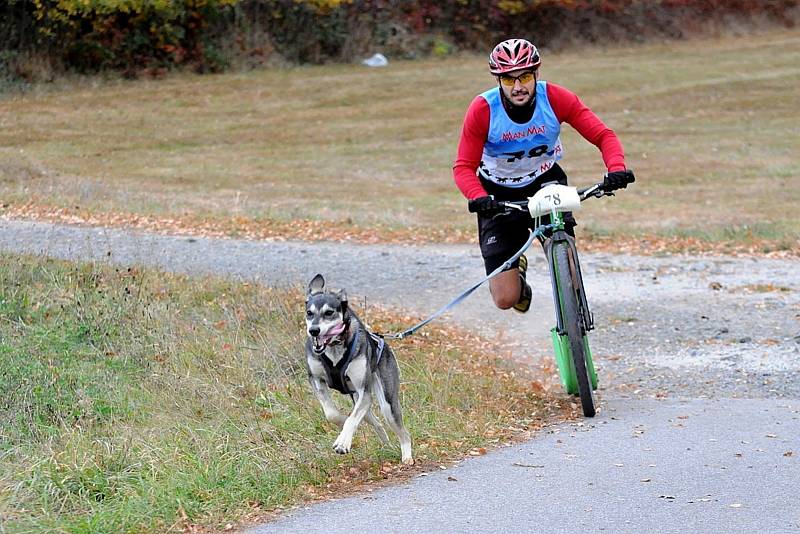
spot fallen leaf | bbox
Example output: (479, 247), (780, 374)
(8, 201), (799, 254)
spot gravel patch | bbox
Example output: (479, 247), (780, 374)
(1, 219), (798, 400)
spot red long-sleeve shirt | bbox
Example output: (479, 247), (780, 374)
(453, 82), (626, 200)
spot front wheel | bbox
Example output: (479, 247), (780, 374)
(553, 242), (596, 417)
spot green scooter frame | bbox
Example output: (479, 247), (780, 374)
(541, 216), (598, 395)
(551, 328), (597, 394)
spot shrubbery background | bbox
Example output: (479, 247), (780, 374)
(1, 0), (798, 81)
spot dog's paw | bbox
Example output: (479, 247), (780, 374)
(333, 443), (351, 454)
(332, 435), (352, 455)
(401, 455), (415, 466)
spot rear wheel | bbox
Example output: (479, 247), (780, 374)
(553, 242), (596, 417)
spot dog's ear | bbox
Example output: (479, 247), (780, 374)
(338, 288), (348, 315)
(308, 274), (325, 296)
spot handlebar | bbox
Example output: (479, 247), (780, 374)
(498, 181), (612, 211)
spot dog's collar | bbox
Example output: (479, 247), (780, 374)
(345, 327), (360, 360)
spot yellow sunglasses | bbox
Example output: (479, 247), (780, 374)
(499, 71), (536, 86)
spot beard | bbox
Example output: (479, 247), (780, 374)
(499, 86), (537, 123)
(510, 88), (533, 105)
(501, 86), (535, 109)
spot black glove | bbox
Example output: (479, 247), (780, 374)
(603, 169), (635, 191)
(468, 195), (502, 214)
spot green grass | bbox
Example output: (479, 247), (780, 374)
(0, 254), (558, 532)
(0, 29), (797, 243)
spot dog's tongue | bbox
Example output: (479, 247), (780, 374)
(322, 322), (346, 340)
(316, 322), (346, 349)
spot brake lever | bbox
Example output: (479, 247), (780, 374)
(595, 187), (615, 198)
(500, 201), (526, 211)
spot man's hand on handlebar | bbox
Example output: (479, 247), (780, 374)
(602, 169), (635, 192)
(469, 172), (634, 214)
(468, 195), (503, 214)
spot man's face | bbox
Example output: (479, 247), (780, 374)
(497, 68), (538, 106)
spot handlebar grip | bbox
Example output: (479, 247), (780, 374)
(602, 170), (635, 192)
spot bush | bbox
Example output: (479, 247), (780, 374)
(0, 0), (797, 80)
(2, 0), (239, 77)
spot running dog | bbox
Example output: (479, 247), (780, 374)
(304, 274), (413, 464)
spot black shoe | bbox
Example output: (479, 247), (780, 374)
(513, 280), (532, 313)
(513, 255), (531, 313)
(518, 254), (528, 280)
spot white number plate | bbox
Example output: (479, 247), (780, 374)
(527, 184), (582, 218)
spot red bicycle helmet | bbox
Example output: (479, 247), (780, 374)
(488, 38), (541, 75)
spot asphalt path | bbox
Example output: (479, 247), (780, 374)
(0, 220), (798, 533)
(252, 399), (799, 533)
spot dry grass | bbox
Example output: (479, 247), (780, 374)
(0, 29), (798, 246)
(0, 253), (569, 533)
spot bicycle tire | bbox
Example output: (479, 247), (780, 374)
(553, 242), (596, 417)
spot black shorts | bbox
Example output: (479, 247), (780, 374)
(476, 164), (576, 275)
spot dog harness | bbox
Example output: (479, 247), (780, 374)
(322, 328), (385, 395)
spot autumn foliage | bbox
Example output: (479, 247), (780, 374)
(1, 0), (798, 78)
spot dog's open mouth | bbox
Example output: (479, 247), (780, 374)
(312, 322), (346, 352)
(313, 336), (331, 351)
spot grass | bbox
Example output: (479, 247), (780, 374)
(0, 29), (798, 249)
(0, 253), (565, 533)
